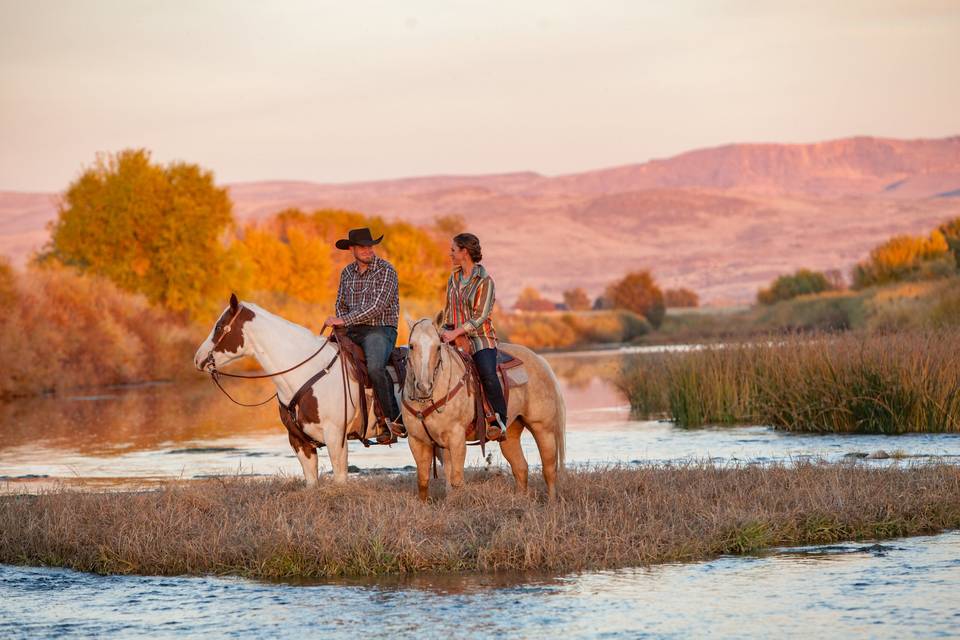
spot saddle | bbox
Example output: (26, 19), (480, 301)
(330, 328), (408, 443)
(450, 335), (526, 445)
(276, 329), (406, 451)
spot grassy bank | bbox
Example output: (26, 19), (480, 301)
(496, 309), (651, 351)
(654, 276), (960, 344)
(1, 463), (958, 579)
(618, 330), (960, 432)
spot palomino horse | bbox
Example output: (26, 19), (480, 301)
(402, 318), (566, 500)
(193, 294), (388, 486)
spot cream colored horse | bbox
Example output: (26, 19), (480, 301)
(402, 318), (566, 500)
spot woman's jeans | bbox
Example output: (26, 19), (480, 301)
(473, 348), (508, 425)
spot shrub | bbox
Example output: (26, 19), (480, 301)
(0, 264), (200, 398)
(757, 269), (833, 304)
(664, 288), (699, 308)
(852, 231), (952, 289)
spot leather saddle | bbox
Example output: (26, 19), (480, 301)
(450, 335), (526, 444)
(330, 330), (407, 439)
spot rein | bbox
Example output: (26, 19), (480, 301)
(204, 308), (335, 406)
(402, 323), (469, 424)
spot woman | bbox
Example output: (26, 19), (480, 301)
(440, 233), (508, 440)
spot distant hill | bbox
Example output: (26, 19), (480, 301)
(3, 135), (958, 305)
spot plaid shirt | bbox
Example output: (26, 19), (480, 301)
(336, 256), (399, 327)
(443, 264), (498, 351)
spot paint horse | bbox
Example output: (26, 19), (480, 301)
(194, 294), (394, 485)
(402, 318), (566, 500)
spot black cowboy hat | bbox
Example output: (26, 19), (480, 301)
(335, 227), (384, 250)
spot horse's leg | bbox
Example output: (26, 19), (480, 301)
(498, 419), (528, 494)
(288, 432), (319, 487)
(408, 437), (435, 501)
(440, 447), (454, 491)
(528, 420), (559, 500)
(448, 437), (467, 490)
(324, 423), (349, 484)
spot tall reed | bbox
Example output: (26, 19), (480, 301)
(618, 331), (960, 432)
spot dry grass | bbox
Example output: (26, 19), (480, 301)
(0, 264), (202, 398)
(1, 462), (958, 579)
(619, 330), (960, 432)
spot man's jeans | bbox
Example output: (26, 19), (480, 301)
(347, 325), (400, 422)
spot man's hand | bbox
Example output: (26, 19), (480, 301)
(441, 328), (462, 343)
(323, 316), (346, 329)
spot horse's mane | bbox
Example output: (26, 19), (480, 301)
(243, 302), (325, 345)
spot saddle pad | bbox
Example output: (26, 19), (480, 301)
(504, 365), (528, 387)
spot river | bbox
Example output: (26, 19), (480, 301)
(1, 348), (958, 637)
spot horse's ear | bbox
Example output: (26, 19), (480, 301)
(433, 311), (443, 329)
(229, 293), (239, 312)
(403, 311), (415, 332)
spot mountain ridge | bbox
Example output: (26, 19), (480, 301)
(2, 135), (959, 305)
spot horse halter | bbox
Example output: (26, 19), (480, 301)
(200, 304), (247, 372)
(202, 303), (335, 407)
(406, 320), (447, 402)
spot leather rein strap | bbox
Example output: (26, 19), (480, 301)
(205, 309), (333, 406)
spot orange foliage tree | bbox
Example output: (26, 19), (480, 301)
(852, 230), (953, 289)
(563, 287), (591, 311)
(605, 270), (665, 328)
(514, 286), (557, 312)
(43, 149), (238, 319)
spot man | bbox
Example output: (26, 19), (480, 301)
(323, 227), (404, 444)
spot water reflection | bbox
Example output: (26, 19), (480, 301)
(1, 350), (959, 488)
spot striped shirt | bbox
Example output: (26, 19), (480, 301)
(336, 256), (399, 327)
(443, 264), (498, 351)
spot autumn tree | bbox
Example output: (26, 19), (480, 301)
(663, 287), (699, 308)
(43, 149), (237, 318)
(514, 286), (557, 312)
(605, 270), (665, 328)
(563, 287), (591, 311)
(851, 231), (953, 289)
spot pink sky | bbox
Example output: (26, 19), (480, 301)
(1, 0), (958, 191)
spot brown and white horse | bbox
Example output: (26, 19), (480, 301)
(402, 318), (566, 500)
(194, 295), (387, 486)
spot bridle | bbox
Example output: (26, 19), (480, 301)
(406, 321), (446, 402)
(202, 304), (337, 407)
(403, 320), (468, 422)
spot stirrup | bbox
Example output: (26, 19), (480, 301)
(485, 416), (506, 441)
(376, 429), (398, 445)
(388, 419), (407, 438)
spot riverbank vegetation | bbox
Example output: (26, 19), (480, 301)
(1, 463), (957, 579)
(618, 329), (960, 432)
